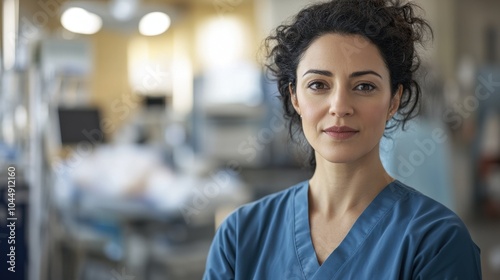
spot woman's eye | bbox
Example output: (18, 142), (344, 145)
(308, 81), (327, 90)
(354, 83), (376, 92)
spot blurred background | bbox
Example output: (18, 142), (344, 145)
(0, 0), (499, 279)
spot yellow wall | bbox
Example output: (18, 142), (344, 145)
(90, 31), (134, 136)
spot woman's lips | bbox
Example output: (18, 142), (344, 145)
(323, 126), (359, 140)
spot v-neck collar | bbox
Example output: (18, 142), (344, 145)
(293, 180), (407, 280)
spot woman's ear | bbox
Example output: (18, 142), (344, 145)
(388, 85), (403, 119)
(289, 82), (301, 116)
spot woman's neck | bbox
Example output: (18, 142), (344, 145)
(308, 145), (394, 219)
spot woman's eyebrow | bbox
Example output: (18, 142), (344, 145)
(302, 69), (382, 79)
(350, 70), (382, 79)
(302, 69), (333, 77)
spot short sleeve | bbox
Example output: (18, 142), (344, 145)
(203, 214), (237, 280)
(412, 220), (482, 280)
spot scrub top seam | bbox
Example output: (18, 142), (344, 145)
(293, 183), (309, 280)
(330, 186), (409, 280)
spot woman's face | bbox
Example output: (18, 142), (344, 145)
(291, 33), (401, 164)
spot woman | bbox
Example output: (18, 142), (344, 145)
(204, 0), (482, 279)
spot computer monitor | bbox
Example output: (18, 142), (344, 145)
(57, 107), (105, 145)
(143, 95), (166, 108)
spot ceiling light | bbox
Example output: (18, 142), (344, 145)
(139, 12), (171, 36)
(61, 7), (102, 35)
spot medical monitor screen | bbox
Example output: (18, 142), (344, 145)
(58, 107), (105, 145)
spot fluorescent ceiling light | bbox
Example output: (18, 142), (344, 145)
(61, 7), (102, 35)
(139, 12), (171, 36)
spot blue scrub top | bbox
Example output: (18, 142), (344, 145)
(203, 180), (482, 279)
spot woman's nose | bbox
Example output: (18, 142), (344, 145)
(328, 86), (354, 117)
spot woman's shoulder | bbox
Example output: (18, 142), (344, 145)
(391, 180), (476, 243)
(390, 181), (481, 278)
(392, 180), (461, 219)
(219, 180), (307, 228)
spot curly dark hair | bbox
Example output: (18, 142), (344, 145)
(265, 0), (432, 167)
